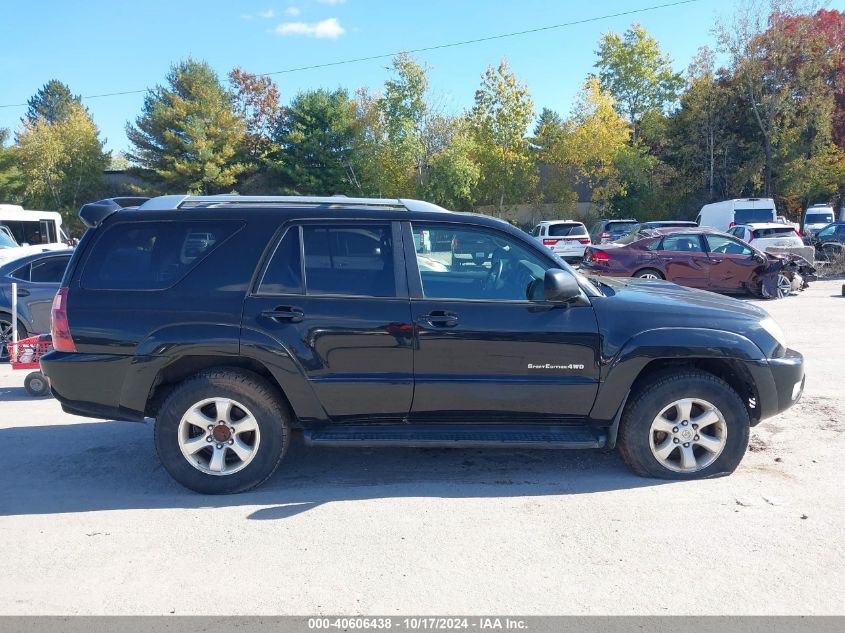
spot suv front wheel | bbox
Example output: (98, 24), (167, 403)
(155, 368), (290, 494)
(618, 370), (750, 479)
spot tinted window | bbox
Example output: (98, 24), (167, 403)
(548, 223), (587, 237)
(412, 223), (549, 301)
(531, 225), (542, 236)
(303, 224), (395, 297)
(258, 228), (303, 295)
(734, 208), (775, 224)
(30, 256), (70, 283)
(10, 263), (30, 281)
(751, 226), (795, 238)
(706, 234), (753, 256)
(660, 235), (704, 252)
(607, 221), (638, 233)
(82, 221), (240, 290)
(805, 212), (834, 224)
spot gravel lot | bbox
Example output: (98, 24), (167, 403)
(0, 279), (843, 615)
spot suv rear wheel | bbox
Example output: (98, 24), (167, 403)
(155, 368), (290, 494)
(618, 370), (750, 479)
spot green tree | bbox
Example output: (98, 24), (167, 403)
(595, 23), (683, 141)
(274, 88), (359, 195)
(469, 61), (537, 213)
(421, 129), (480, 211)
(0, 129), (24, 202)
(16, 102), (109, 215)
(126, 59), (247, 194)
(25, 80), (80, 126)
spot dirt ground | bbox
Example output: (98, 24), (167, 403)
(0, 280), (843, 615)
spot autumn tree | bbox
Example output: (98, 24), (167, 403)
(16, 102), (109, 214)
(595, 23), (683, 141)
(126, 59), (247, 194)
(228, 68), (282, 165)
(469, 61), (537, 213)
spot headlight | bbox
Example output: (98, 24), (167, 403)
(759, 316), (787, 350)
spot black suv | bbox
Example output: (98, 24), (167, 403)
(41, 196), (805, 494)
(589, 219), (639, 244)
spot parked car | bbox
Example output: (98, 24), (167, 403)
(581, 227), (813, 299)
(530, 220), (591, 262)
(413, 229), (431, 253)
(696, 198), (777, 232)
(0, 249), (73, 361)
(589, 219), (639, 244)
(802, 204), (836, 237)
(450, 230), (494, 266)
(42, 195), (804, 494)
(807, 221), (845, 262)
(727, 223), (804, 253)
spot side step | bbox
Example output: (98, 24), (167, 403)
(304, 424), (605, 449)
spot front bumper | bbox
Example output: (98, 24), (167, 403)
(746, 348), (805, 422)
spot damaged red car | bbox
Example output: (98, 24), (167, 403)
(580, 227), (814, 299)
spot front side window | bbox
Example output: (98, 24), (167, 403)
(817, 225), (837, 238)
(82, 221), (241, 290)
(302, 224), (396, 297)
(706, 234), (753, 256)
(411, 223), (549, 301)
(660, 235), (704, 252)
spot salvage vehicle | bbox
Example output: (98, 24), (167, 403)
(41, 196), (805, 494)
(581, 227), (814, 299)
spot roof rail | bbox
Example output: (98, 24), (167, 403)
(137, 194), (449, 213)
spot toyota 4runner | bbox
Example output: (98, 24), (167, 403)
(41, 195), (805, 494)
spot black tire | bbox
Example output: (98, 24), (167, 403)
(154, 368), (290, 494)
(0, 314), (27, 363)
(618, 369), (750, 480)
(24, 371), (50, 397)
(633, 268), (664, 280)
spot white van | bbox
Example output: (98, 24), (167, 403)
(696, 198), (777, 232)
(0, 204), (69, 264)
(802, 204), (835, 237)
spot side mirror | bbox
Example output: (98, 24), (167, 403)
(544, 268), (581, 303)
(752, 252), (767, 264)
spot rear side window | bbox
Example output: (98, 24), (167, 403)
(548, 223), (587, 237)
(734, 208), (775, 224)
(302, 224), (396, 297)
(258, 227), (303, 295)
(30, 256), (70, 283)
(81, 221), (241, 290)
(660, 235), (704, 252)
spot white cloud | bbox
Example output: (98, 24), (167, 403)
(284, 6), (301, 16)
(317, 0), (345, 5)
(275, 17), (345, 39)
(240, 13), (254, 20)
(259, 9), (275, 18)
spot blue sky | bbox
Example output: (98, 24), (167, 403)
(1, 0), (743, 153)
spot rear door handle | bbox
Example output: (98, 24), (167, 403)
(15, 288), (30, 297)
(418, 311), (459, 327)
(261, 306), (304, 323)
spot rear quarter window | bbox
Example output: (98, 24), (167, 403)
(80, 220), (242, 290)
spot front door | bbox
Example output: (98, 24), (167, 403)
(656, 234), (710, 288)
(242, 221), (414, 422)
(405, 222), (600, 423)
(703, 234), (759, 292)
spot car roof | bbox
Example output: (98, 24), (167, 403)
(0, 248), (75, 274)
(740, 222), (795, 229)
(538, 220), (583, 225)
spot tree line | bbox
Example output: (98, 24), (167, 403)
(1, 3), (843, 232)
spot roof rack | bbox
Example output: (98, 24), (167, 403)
(137, 194), (449, 213)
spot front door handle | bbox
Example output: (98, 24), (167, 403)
(15, 288), (30, 297)
(262, 306), (304, 323)
(418, 311), (459, 327)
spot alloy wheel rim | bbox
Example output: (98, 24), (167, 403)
(0, 319), (12, 360)
(640, 273), (660, 280)
(177, 397), (261, 476)
(648, 397), (727, 473)
(776, 274), (792, 299)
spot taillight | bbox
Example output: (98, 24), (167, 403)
(794, 230), (801, 238)
(51, 287), (76, 352)
(542, 239), (556, 246)
(590, 250), (610, 264)
(579, 238), (591, 244)
(600, 232), (611, 240)
(729, 222), (735, 228)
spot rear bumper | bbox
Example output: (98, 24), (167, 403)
(40, 350), (146, 421)
(746, 349), (805, 422)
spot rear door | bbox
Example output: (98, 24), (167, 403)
(704, 234), (759, 291)
(405, 221), (600, 422)
(20, 254), (70, 332)
(241, 221), (415, 422)
(655, 234), (710, 288)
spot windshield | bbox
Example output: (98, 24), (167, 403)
(806, 213), (834, 225)
(735, 208), (776, 224)
(607, 221), (638, 233)
(0, 229), (18, 249)
(548, 223), (587, 237)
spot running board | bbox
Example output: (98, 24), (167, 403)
(304, 424), (605, 449)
